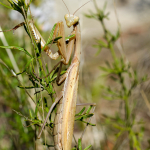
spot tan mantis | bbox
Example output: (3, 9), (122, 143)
(37, 12), (80, 150)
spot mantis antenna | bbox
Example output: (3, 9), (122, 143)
(62, 0), (70, 15)
(73, 0), (92, 15)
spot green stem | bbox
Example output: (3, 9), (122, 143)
(129, 135), (134, 150)
(109, 42), (118, 63)
(101, 20), (118, 64)
(101, 20), (109, 41)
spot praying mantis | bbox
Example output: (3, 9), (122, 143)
(37, 9), (81, 150)
(0, 0), (95, 149)
(37, 7), (81, 150)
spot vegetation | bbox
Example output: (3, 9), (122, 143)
(0, 0), (150, 150)
(85, 0), (148, 149)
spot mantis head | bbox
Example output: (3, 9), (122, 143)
(64, 14), (79, 28)
(63, 0), (91, 27)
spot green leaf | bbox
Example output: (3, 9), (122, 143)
(45, 64), (51, 82)
(97, 40), (108, 47)
(29, 0), (33, 5)
(84, 10), (96, 18)
(94, 46), (102, 56)
(50, 70), (66, 82)
(75, 107), (86, 116)
(47, 36), (62, 45)
(100, 66), (109, 72)
(86, 105), (92, 114)
(0, 46), (32, 58)
(37, 40), (42, 55)
(84, 14), (93, 18)
(42, 23), (57, 52)
(13, 109), (28, 120)
(78, 138), (82, 150)
(65, 34), (75, 41)
(32, 119), (42, 124)
(45, 107), (49, 113)
(103, 1), (107, 11)
(82, 114), (94, 119)
(75, 114), (93, 121)
(25, 58), (34, 70)
(29, 109), (33, 119)
(84, 121), (96, 126)
(105, 60), (111, 68)
(16, 70), (26, 75)
(8, 1), (22, 13)
(71, 148), (77, 150)
(35, 98), (42, 116)
(44, 97), (48, 108)
(84, 145), (92, 150)
(0, 2), (13, 9)
(17, 86), (39, 89)
(115, 29), (120, 40)
(42, 143), (54, 147)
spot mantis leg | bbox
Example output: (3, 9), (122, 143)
(28, 22), (60, 60)
(55, 21), (76, 65)
(29, 21), (76, 64)
(52, 22), (76, 86)
(56, 62), (68, 86)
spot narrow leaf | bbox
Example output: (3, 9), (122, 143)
(71, 148), (77, 150)
(65, 34), (75, 41)
(44, 97), (48, 108)
(75, 114), (94, 121)
(13, 109), (28, 120)
(47, 36), (62, 45)
(35, 98), (41, 116)
(42, 23), (57, 51)
(25, 58), (34, 70)
(16, 70), (26, 75)
(82, 114), (93, 119)
(95, 47), (102, 56)
(42, 143), (54, 147)
(78, 120), (96, 126)
(103, 1), (107, 11)
(29, 0), (33, 5)
(98, 40), (107, 47)
(0, 46), (32, 58)
(29, 109), (33, 118)
(0, 2), (12, 9)
(86, 105), (92, 114)
(75, 107), (86, 116)
(84, 145), (92, 150)
(78, 139), (82, 150)
(18, 86), (39, 89)
(50, 70), (66, 82)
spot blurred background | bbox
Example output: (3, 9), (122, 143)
(0, 0), (150, 149)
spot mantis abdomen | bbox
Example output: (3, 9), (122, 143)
(54, 58), (79, 150)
